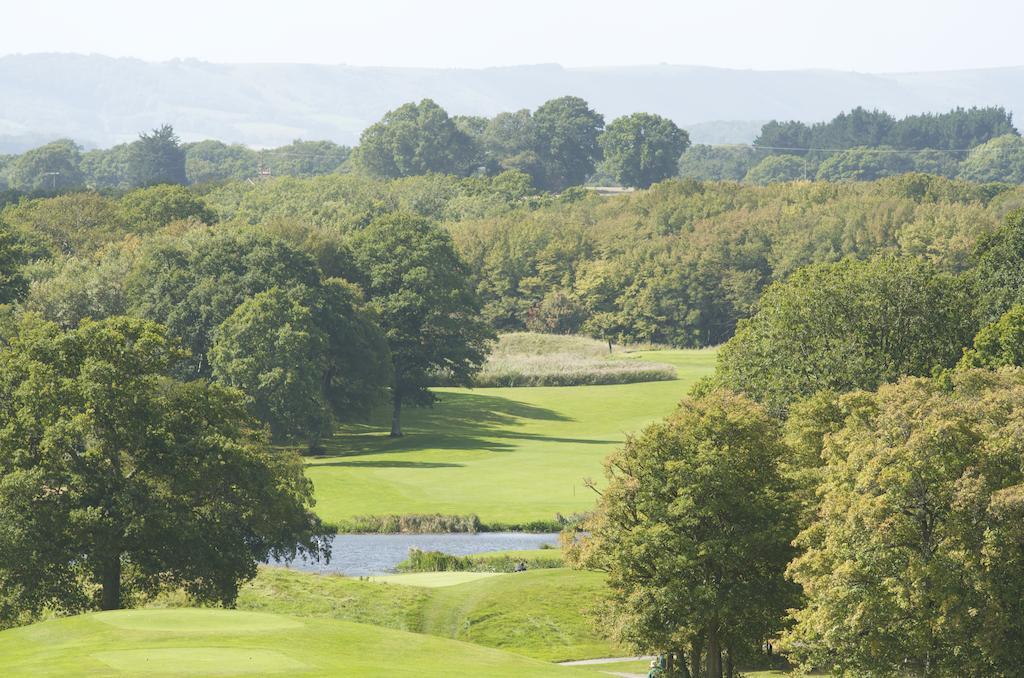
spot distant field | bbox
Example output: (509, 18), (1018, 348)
(307, 348), (717, 527)
(237, 565), (622, 662)
(0, 608), (593, 677)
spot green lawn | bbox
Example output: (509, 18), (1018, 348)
(0, 608), (594, 677)
(307, 348), (716, 526)
(237, 565), (622, 662)
(370, 571), (504, 587)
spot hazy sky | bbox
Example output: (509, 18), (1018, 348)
(2, 0), (1021, 72)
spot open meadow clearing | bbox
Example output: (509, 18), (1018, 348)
(306, 348), (717, 527)
(0, 608), (595, 677)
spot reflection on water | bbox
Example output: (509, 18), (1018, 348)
(273, 532), (560, 576)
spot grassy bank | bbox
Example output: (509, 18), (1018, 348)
(307, 348), (716, 527)
(237, 565), (621, 662)
(0, 608), (592, 677)
(395, 547), (563, 572)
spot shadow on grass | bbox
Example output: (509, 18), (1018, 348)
(320, 390), (616, 458)
(313, 460), (464, 469)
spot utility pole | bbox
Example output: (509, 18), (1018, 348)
(41, 171), (60, 191)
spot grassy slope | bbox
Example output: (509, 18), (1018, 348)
(420, 568), (620, 662)
(0, 608), (593, 677)
(237, 566), (621, 662)
(307, 348), (716, 526)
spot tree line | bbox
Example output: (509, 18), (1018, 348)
(3, 103), (1023, 202)
(681, 107), (1024, 185)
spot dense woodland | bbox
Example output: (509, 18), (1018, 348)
(3, 97), (1024, 676)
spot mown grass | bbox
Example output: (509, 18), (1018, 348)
(420, 568), (621, 661)
(307, 348), (717, 527)
(0, 608), (593, 677)
(369, 571), (504, 587)
(235, 565), (621, 662)
(473, 333), (677, 387)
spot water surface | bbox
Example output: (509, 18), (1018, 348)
(275, 532), (560, 576)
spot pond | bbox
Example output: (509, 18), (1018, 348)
(273, 532), (561, 576)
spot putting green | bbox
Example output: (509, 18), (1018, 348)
(93, 648), (307, 674)
(308, 348), (716, 526)
(369, 571), (504, 587)
(0, 608), (594, 677)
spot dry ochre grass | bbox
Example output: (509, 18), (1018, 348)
(472, 332), (677, 387)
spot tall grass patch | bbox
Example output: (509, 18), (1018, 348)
(472, 333), (676, 387)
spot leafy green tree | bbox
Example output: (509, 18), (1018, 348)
(815, 146), (915, 181)
(183, 140), (257, 184)
(481, 109), (537, 172)
(598, 113), (690, 188)
(716, 256), (977, 415)
(264, 140), (351, 177)
(568, 390), (798, 678)
(127, 229), (322, 376)
(22, 253), (132, 328)
(80, 143), (132, 190)
(743, 154), (807, 183)
(211, 286), (330, 443)
(958, 134), (1024, 184)
(210, 283), (390, 445)
(786, 370), (1024, 676)
(7, 139), (84, 193)
(0, 222), (28, 304)
(959, 304), (1024, 369)
(0, 316), (330, 622)
(356, 99), (473, 178)
(127, 124), (187, 187)
(0, 192), (124, 255)
(349, 213), (493, 436)
(677, 144), (757, 181)
(118, 184), (216, 233)
(973, 209), (1024, 323)
(531, 96), (605, 191)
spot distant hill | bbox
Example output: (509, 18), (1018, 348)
(1, 54), (1023, 151)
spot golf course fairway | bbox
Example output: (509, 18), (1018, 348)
(0, 608), (594, 677)
(307, 348), (716, 526)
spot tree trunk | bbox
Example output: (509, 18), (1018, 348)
(689, 638), (703, 678)
(390, 393), (403, 438)
(665, 652), (673, 675)
(607, 337), (613, 354)
(725, 648), (734, 678)
(707, 631), (723, 678)
(100, 554), (122, 610)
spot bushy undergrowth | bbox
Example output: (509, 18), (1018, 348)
(470, 332), (676, 387)
(396, 548), (563, 573)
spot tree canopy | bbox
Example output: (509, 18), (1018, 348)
(0, 315), (330, 623)
(127, 125), (187, 187)
(599, 113), (690, 188)
(716, 255), (977, 415)
(349, 213), (493, 436)
(568, 390), (798, 678)
(356, 99), (474, 179)
(786, 370), (1024, 676)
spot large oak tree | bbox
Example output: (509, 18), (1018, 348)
(0, 316), (330, 624)
(349, 213), (493, 437)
